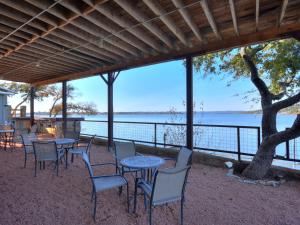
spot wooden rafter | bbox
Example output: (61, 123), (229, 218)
(256, 0), (260, 31)
(200, 0), (221, 40)
(114, 0), (174, 48)
(229, 0), (239, 36)
(83, 0), (163, 52)
(143, 0), (189, 46)
(171, 0), (204, 42)
(0, 0), (299, 84)
(279, 0), (289, 26)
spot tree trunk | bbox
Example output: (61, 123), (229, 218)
(242, 109), (278, 179)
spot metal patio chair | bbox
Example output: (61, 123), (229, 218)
(21, 133), (36, 168)
(134, 166), (191, 225)
(81, 152), (129, 221)
(175, 147), (193, 168)
(113, 140), (142, 175)
(69, 135), (95, 162)
(32, 140), (64, 177)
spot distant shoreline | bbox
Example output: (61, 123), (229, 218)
(34, 110), (298, 115)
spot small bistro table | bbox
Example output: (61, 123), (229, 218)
(0, 129), (15, 151)
(120, 155), (165, 182)
(30, 137), (76, 169)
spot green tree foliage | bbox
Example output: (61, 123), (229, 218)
(0, 82), (97, 117)
(193, 38), (300, 179)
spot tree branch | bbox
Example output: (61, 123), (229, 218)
(266, 114), (300, 146)
(272, 91), (300, 111)
(240, 47), (272, 106)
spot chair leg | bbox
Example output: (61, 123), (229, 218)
(24, 154), (27, 168)
(39, 161), (42, 170)
(126, 183), (129, 213)
(134, 178), (138, 213)
(43, 161), (45, 170)
(71, 153), (74, 163)
(91, 189), (95, 202)
(149, 205), (152, 225)
(56, 161), (59, 176)
(34, 160), (37, 177)
(93, 194), (97, 221)
(180, 198), (184, 225)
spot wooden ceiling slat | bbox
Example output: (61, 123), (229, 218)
(83, 12), (153, 55)
(142, 0), (189, 46)
(83, 0), (163, 52)
(200, 0), (222, 39)
(279, 0), (289, 26)
(114, 0), (174, 49)
(229, 0), (239, 36)
(171, 0), (204, 42)
(0, 0), (299, 84)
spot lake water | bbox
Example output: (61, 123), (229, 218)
(75, 112), (299, 161)
(80, 112), (297, 131)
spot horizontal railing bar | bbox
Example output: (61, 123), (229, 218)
(82, 119), (260, 129)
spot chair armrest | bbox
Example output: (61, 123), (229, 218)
(164, 157), (175, 161)
(91, 162), (116, 167)
(92, 174), (125, 179)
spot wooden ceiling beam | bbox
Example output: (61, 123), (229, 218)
(114, 0), (174, 48)
(83, 13), (152, 55)
(229, 0), (239, 36)
(83, 0), (163, 53)
(33, 23), (300, 86)
(142, 0), (189, 46)
(200, 0), (221, 40)
(60, 2), (137, 58)
(279, 0), (289, 26)
(256, 0), (260, 31)
(171, 0), (204, 42)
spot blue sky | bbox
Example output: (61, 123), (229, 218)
(8, 59), (259, 112)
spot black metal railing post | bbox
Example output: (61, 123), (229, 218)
(257, 127), (261, 149)
(237, 127), (241, 161)
(154, 123), (157, 148)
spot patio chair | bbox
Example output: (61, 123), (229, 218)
(175, 147), (193, 168)
(134, 166), (191, 225)
(113, 140), (143, 175)
(32, 140), (64, 177)
(68, 135), (95, 163)
(21, 133), (36, 168)
(81, 152), (129, 221)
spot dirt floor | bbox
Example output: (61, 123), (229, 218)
(1, 144), (300, 225)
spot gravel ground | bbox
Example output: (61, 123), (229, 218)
(1, 144), (300, 225)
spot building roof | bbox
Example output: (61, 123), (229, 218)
(0, 0), (299, 85)
(0, 87), (16, 95)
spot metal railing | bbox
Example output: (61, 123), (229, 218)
(80, 120), (262, 161)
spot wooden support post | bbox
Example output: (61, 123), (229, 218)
(107, 73), (114, 150)
(30, 86), (35, 126)
(62, 81), (67, 137)
(186, 56), (193, 150)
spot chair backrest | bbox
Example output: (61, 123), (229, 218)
(64, 131), (80, 140)
(86, 135), (95, 154)
(30, 124), (38, 134)
(32, 141), (58, 161)
(151, 166), (190, 206)
(82, 152), (94, 177)
(175, 147), (193, 168)
(113, 141), (136, 164)
(21, 133), (36, 152)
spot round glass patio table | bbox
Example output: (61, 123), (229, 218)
(30, 137), (76, 168)
(120, 155), (165, 170)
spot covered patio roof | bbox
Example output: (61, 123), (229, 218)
(0, 0), (299, 85)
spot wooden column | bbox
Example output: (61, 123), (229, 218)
(62, 81), (67, 137)
(186, 56), (193, 150)
(30, 86), (35, 126)
(107, 73), (114, 150)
